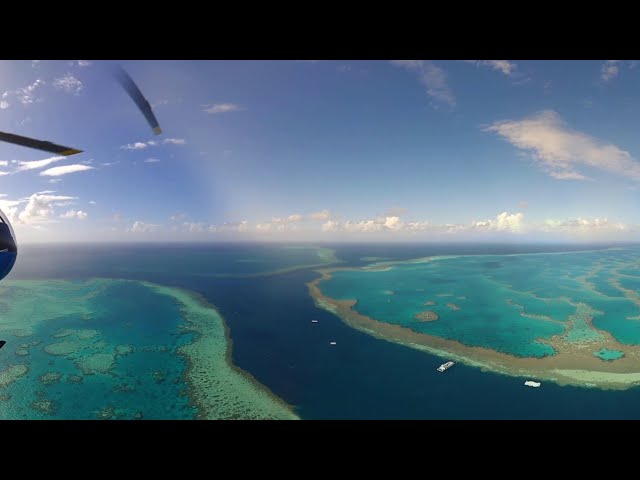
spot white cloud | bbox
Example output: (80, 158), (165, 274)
(144, 158), (160, 163)
(17, 193), (77, 225)
(53, 73), (83, 95)
(316, 212), (523, 236)
(311, 209), (331, 221)
(466, 60), (517, 76)
(17, 155), (65, 171)
(49, 178), (62, 184)
(121, 142), (149, 150)
(40, 164), (94, 176)
(0, 161), (8, 167)
(287, 214), (303, 223)
(31, 60), (40, 68)
(0, 101), (8, 109)
(60, 209), (88, 220)
(471, 212), (524, 232)
(321, 220), (339, 232)
(0, 171), (9, 176)
(128, 221), (160, 233)
(541, 217), (627, 234)
(121, 138), (186, 151)
(2, 79), (46, 106)
(163, 138), (186, 145)
(485, 110), (640, 182)
(89, 200), (96, 205)
(204, 103), (244, 114)
(391, 60), (455, 108)
(601, 60), (620, 82)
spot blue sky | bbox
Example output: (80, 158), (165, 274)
(1, 59), (639, 243)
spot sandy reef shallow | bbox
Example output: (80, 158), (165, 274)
(143, 282), (298, 419)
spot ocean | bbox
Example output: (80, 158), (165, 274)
(3, 242), (640, 419)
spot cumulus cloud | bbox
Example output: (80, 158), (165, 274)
(601, 60), (620, 82)
(485, 110), (640, 182)
(89, 200), (96, 205)
(311, 209), (331, 221)
(316, 212), (523, 236)
(60, 209), (88, 220)
(53, 74), (83, 94)
(0, 101), (8, 109)
(128, 221), (160, 233)
(321, 220), (339, 232)
(471, 212), (524, 232)
(390, 60), (455, 108)
(204, 103), (245, 114)
(541, 217), (626, 233)
(466, 60), (517, 76)
(16, 193), (77, 225)
(121, 142), (149, 150)
(40, 164), (94, 176)
(0, 161), (7, 167)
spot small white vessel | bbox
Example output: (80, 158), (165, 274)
(311, 320), (318, 323)
(437, 361), (455, 372)
(524, 380), (541, 388)
(329, 341), (337, 345)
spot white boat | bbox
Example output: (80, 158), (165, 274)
(311, 320), (318, 323)
(437, 361), (455, 372)
(524, 380), (541, 388)
(329, 341), (337, 345)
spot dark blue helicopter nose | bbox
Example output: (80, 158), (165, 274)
(0, 208), (17, 282)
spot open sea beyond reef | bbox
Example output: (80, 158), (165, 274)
(3, 242), (640, 419)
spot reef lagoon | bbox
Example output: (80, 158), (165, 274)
(311, 247), (640, 389)
(0, 243), (327, 419)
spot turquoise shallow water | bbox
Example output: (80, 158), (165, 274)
(0, 279), (196, 419)
(594, 348), (625, 361)
(320, 248), (640, 357)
